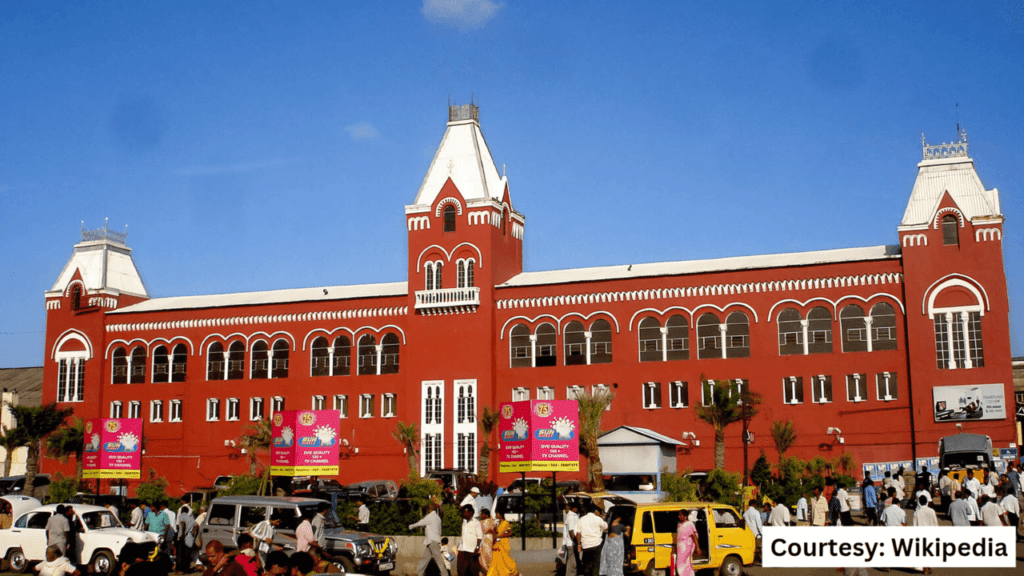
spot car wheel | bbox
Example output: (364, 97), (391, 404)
(91, 550), (116, 576)
(340, 557), (356, 573)
(644, 560), (656, 576)
(718, 554), (743, 576)
(7, 548), (29, 574)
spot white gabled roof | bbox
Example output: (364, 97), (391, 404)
(499, 245), (901, 288)
(49, 240), (148, 298)
(111, 281), (408, 314)
(598, 426), (684, 446)
(411, 118), (507, 208)
(900, 157), (1001, 227)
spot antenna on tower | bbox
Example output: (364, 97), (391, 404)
(956, 102), (961, 135)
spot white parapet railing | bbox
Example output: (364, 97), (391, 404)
(415, 287), (481, 310)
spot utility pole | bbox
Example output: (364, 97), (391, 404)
(742, 402), (750, 487)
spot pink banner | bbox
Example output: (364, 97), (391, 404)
(82, 418), (142, 479)
(498, 400), (579, 472)
(270, 409), (341, 476)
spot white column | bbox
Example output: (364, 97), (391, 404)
(328, 347), (335, 377)
(584, 331), (592, 365)
(375, 344), (383, 376)
(718, 325), (728, 359)
(223, 349), (230, 380)
(945, 312), (956, 369)
(74, 358), (83, 401)
(800, 319), (810, 355)
(959, 311), (973, 369)
(863, 316), (874, 353)
(660, 327), (669, 362)
(267, 348), (275, 379)
(529, 335), (537, 368)
(126, 355), (133, 384)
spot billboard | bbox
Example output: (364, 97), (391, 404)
(498, 400), (579, 472)
(932, 383), (1006, 422)
(270, 410), (341, 476)
(83, 418), (142, 479)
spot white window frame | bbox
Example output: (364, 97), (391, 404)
(453, 379), (477, 474)
(169, 400), (182, 422)
(334, 394), (348, 418)
(312, 395), (326, 410)
(566, 385), (585, 401)
(512, 387), (529, 402)
(360, 394), (374, 418)
(642, 382), (661, 410)
(150, 400), (164, 423)
(250, 397), (264, 421)
(54, 352), (87, 403)
(226, 398), (240, 421)
(271, 396), (284, 415)
(783, 377), (803, 405)
(128, 400), (141, 419)
(537, 386), (554, 400)
(812, 375), (833, 404)
(421, 381), (444, 474)
(206, 398), (221, 422)
(846, 374), (866, 403)
(669, 381), (688, 408)
(110, 401), (123, 419)
(876, 372), (897, 402)
(382, 393), (397, 418)
(592, 384), (611, 410)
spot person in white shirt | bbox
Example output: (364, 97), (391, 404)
(880, 500), (906, 527)
(998, 488), (1020, 536)
(964, 470), (982, 500)
(249, 516), (278, 567)
(129, 503), (145, 532)
(912, 495), (938, 575)
(410, 501), (447, 576)
(795, 494), (809, 526)
(966, 492), (981, 525)
(576, 505), (609, 576)
(354, 499), (370, 531)
(768, 502), (790, 527)
(743, 500), (763, 563)
(459, 487), (481, 518)
(457, 505), (482, 576)
(837, 484), (852, 526)
(561, 502), (580, 576)
(978, 495), (1006, 527)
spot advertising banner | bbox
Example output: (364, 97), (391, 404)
(270, 410), (340, 476)
(932, 383), (1006, 422)
(498, 400), (579, 472)
(82, 418), (142, 479)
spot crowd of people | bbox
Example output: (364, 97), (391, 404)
(408, 500), (520, 576)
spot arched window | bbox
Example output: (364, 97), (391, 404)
(870, 303), (898, 351)
(443, 204), (456, 232)
(666, 315), (689, 361)
(55, 338), (87, 403)
(71, 285), (82, 311)
(129, 347), (147, 383)
(152, 346), (170, 383)
(381, 333), (400, 375)
(425, 263), (434, 291)
(840, 305), (867, 353)
(510, 324), (532, 368)
(358, 335), (376, 375)
(251, 341), (269, 379)
(725, 312), (750, 358)
(466, 261), (474, 288)
(112, 347), (128, 384)
(777, 309), (803, 356)
(311, 337), (330, 377)
(535, 323), (557, 367)
(457, 261), (466, 288)
(590, 319), (612, 364)
(564, 321), (586, 365)
(227, 341), (245, 380)
(271, 339), (289, 379)
(207, 342), (225, 381)
(638, 317), (662, 362)
(942, 215), (959, 246)
(806, 307), (832, 354)
(171, 343), (188, 382)
(502, 207), (507, 236)
(333, 335), (351, 376)
(697, 313), (721, 359)
(434, 263), (443, 289)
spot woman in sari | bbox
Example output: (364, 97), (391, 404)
(599, 516), (628, 576)
(675, 510), (701, 576)
(478, 508), (496, 574)
(487, 511), (519, 576)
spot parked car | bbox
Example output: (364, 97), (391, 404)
(181, 487), (220, 508)
(424, 469), (477, 499)
(0, 495), (41, 524)
(505, 477), (542, 494)
(199, 495), (397, 573)
(213, 475), (235, 490)
(0, 475), (52, 500)
(0, 503), (158, 575)
(345, 480), (399, 503)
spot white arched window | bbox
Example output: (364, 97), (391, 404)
(510, 324), (532, 368)
(697, 313), (721, 359)
(725, 312), (750, 359)
(840, 305), (867, 353)
(55, 334), (90, 403)
(638, 317), (662, 362)
(928, 279), (985, 369)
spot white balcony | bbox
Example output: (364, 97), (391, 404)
(415, 287), (481, 312)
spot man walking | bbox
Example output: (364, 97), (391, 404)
(459, 487), (481, 518)
(410, 501), (447, 576)
(560, 501), (580, 576)
(795, 493), (809, 526)
(880, 495), (906, 527)
(457, 505), (482, 576)
(576, 505), (608, 576)
(863, 479), (878, 526)
(948, 490), (971, 527)
(768, 501), (790, 527)
(836, 483), (853, 526)
(809, 488), (828, 527)
(130, 502), (145, 532)
(355, 499), (370, 532)
(46, 504), (71, 554)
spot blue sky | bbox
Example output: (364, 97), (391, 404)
(2, 0), (1022, 367)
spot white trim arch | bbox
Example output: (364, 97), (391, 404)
(976, 228), (1002, 242)
(692, 302), (759, 324)
(628, 307), (694, 331)
(834, 293), (906, 315)
(52, 330), (94, 360)
(245, 331), (297, 351)
(933, 207), (966, 229)
(557, 311), (620, 333)
(415, 243), (484, 273)
(103, 338), (149, 360)
(408, 216), (430, 231)
(767, 298), (837, 322)
(351, 324), (408, 346)
(499, 314), (561, 340)
(148, 336), (195, 356)
(302, 327), (357, 351)
(924, 277), (988, 319)
(199, 332), (248, 355)
(435, 197), (464, 216)
(63, 279), (87, 298)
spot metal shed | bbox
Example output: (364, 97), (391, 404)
(598, 425), (683, 503)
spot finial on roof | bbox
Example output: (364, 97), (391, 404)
(81, 220), (128, 244)
(922, 131), (969, 161)
(449, 101), (479, 123)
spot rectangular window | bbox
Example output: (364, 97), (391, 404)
(250, 397), (264, 421)
(669, 381), (688, 408)
(934, 315), (950, 369)
(110, 401), (123, 419)
(512, 387), (529, 402)
(456, 383), (476, 424)
(875, 372), (898, 401)
(846, 374), (867, 403)
(423, 433), (442, 471)
(334, 395), (348, 418)
(701, 381), (714, 406)
(812, 375), (833, 404)
(227, 398), (240, 421)
(170, 400), (182, 422)
(128, 401), (141, 419)
(57, 359), (68, 402)
(56, 357), (84, 403)
(360, 394), (374, 418)
(457, 432), (476, 473)
(537, 387), (554, 400)
(150, 400), (164, 422)
(783, 377), (804, 405)
(271, 396), (285, 414)
(642, 382), (662, 409)
(968, 312), (984, 367)
(206, 398), (221, 421)
(382, 393), (397, 418)
(566, 385), (585, 401)
(951, 314), (966, 368)
(312, 395), (325, 410)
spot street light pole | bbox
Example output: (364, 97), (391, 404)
(742, 402), (749, 488)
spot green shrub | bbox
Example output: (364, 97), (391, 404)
(704, 469), (743, 507)
(220, 475), (263, 496)
(135, 469), (172, 507)
(48, 472), (79, 504)
(660, 469), (699, 503)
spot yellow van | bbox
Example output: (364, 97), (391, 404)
(618, 502), (755, 576)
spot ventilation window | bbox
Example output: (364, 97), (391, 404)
(443, 204), (456, 232)
(942, 215), (959, 246)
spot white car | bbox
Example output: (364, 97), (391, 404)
(0, 503), (158, 575)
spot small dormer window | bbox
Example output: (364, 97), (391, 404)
(443, 204), (456, 232)
(942, 215), (959, 246)
(71, 285), (81, 310)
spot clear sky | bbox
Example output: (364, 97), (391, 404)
(1, 0), (1022, 368)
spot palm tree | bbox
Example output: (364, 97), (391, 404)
(45, 417), (85, 481)
(9, 403), (74, 499)
(0, 422), (27, 478)
(239, 418), (272, 495)
(770, 420), (796, 479)
(695, 378), (761, 470)
(576, 388), (614, 491)
(477, 407), (500, 480)
(391, 421), (420, 476)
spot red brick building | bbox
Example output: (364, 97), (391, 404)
(41, 105), (1016, 494)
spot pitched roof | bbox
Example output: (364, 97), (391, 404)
(900, 157), (1001, 227)
(49, 240), (148, 298)
(411, 116), (507, 209)
(499, 245), (901, 288)
(0, 367), (44, 407)
(598, 425), (683, 446)
(111, 282), (408, 314)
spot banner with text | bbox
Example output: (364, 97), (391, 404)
(499, 400), (579, 472)
(932, 383), (1006, 422)
(270, 410), (341, 476)
(83, 418), (142, 479)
